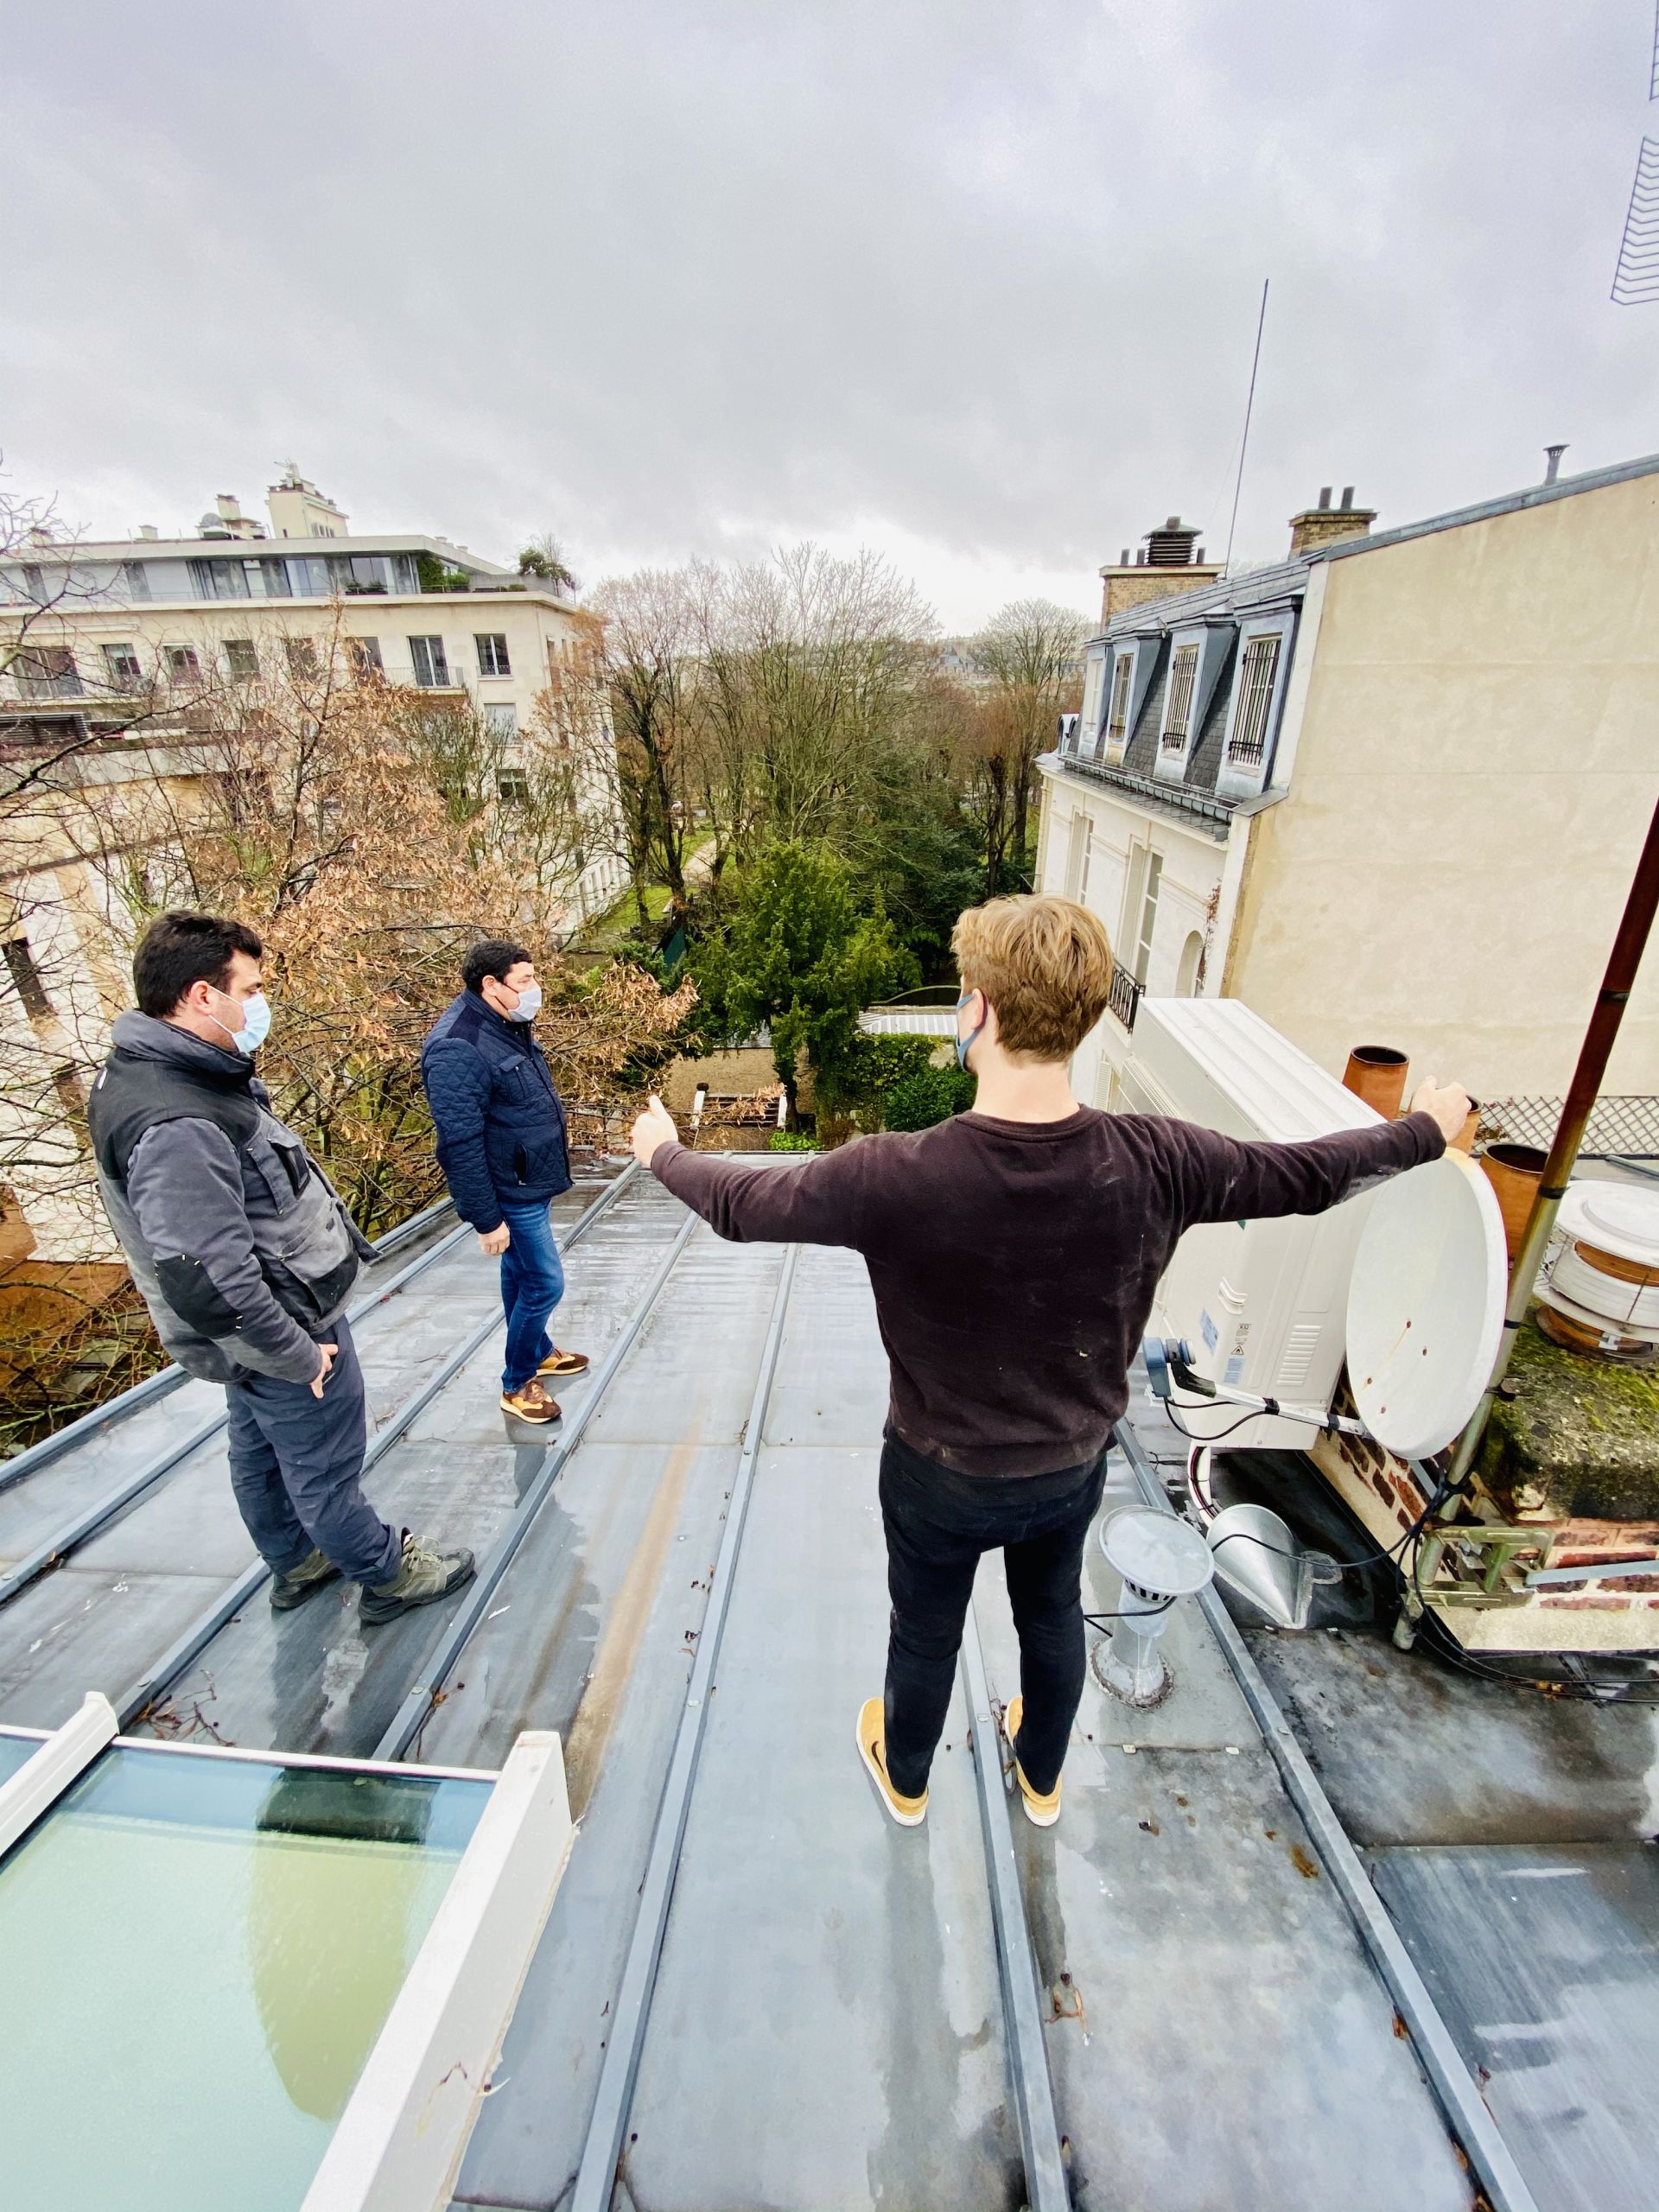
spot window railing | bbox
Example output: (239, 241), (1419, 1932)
(1107, 965), (1142, 1032)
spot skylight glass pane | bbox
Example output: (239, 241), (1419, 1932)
(0, 1729), (41, 1785)
(0, 1745), (488, 2211)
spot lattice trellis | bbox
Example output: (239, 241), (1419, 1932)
(1478, 1096), (1659, 1160)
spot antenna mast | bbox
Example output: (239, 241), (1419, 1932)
(1224, 279), (1269, 572)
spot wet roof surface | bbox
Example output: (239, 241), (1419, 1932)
(2, 1159), (1655, 2211)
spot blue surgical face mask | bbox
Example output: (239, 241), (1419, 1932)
(506, 981), (542, 1024)
(211, 986), (270, 1057)
(955, 989), (986, 1072)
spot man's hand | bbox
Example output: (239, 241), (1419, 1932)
(631, 1095), (678, 1169)
(1408, 1076), (1474, 1147)
(310, 1340), (338, 1401)
(478, 1224), (511, 1257)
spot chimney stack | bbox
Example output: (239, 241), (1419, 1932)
(1097, 512), (1223, 623)
(1544, 444), (1567, 486)
(1288, 486), (1376, 556)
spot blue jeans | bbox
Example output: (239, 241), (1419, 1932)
(499, 1199), (566, 1392)
(225, 1317), (402, 1586)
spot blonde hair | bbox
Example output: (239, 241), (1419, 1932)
(951, 894), (1116, 1061)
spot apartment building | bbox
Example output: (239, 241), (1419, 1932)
(1037, 453), (1659, 1112)
(0, 468), (627, 930)
(0, 472), (632, 1262)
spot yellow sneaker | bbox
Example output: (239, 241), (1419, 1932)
(1002, 1696), (1061, 1828)
(855, 1698), (928, 1827)
(537, 1346), (590, 1378)
(500, 1379), (562, 1425)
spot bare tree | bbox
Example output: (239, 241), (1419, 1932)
(0, 607), (694, 1449)
(690, 543), (938, 884)
(582, 574), (702, 923)
(969, 599), (1086, 893)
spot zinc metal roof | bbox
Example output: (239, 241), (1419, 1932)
(0, 1159), (1653, 2211)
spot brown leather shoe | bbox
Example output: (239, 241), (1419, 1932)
(537, 1346), (590, 1378)
(500, 1378), (563, 1424)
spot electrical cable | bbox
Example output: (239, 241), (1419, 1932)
(1160, 1397), (1279, 1447)
(1083, 1595), (1173, 1632)
(1161, 1394), (1456, 1573)
(1407, 1534), (1659, 1704)
(1159, 1391), (1659, 1700)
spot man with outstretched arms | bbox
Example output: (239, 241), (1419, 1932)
(88, 910), (476, 1623)
(630, 894), (1470, 1829)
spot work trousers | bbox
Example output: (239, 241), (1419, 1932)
(499, 1199), (567, 1393)
(880, 1427), (1109, 1801)
(225, 1317), (401, 1586)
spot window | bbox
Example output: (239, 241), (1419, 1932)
(225, 639), (258, 680)
(1177, 929), (1204, 997)
(497, 768), (530, 803)
(165, 645), (201, 683)
(283, 638), (320, 682)
(257, 558), (292, 600)
(14, 647), (82, 698)
(347, 636), (384, 680)
(347, 556), (387, 595)
(409, 636), (451, 687)
(1160, 643), (1199, 754)
(189, 558), (250, 601)
(121, 562), (152, 601)
(53, 1063), (89, 1147)
(103, 643), (143, 690)
(1105, 652), (1135, 750)
(484, 702), (517, 739)
(475, 633), (512, 677)
(1081, 655), (1105, 739)
(3, 937), (51, 1020)
(1063, 812), (1088, 900)
(22, 564), (47, 604)
(1133, 851), (1162, 984)
(1227, 633), (1282, 769)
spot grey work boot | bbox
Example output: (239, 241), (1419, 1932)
(270, 1547), (343, 1611)
(359, 1529), (476, 1626)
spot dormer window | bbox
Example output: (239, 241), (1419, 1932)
(1217, 616), (1294, 798)
(1228, 634), (1281, 769)
(1104, 651), (1135, 753)
(1160, 643), (1198, 756)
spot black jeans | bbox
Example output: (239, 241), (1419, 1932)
(880, 1428), (1109, 1801)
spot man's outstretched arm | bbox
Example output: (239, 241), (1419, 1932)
(1164, 1077), (1470, 1232)
(631, 1096), (867, 1245)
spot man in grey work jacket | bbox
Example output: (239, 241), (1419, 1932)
(88, 909), (474, 1623)
(421, 937), (588, 1428)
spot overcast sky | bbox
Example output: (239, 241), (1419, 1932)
(3, 3), (1654, 630)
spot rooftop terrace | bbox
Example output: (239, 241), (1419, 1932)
(0, 1160), (1654, 2210)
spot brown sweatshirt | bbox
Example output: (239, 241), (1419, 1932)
(652, 1106), (1445, 1478)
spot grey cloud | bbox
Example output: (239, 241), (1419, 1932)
(0, 1), (1650, 627)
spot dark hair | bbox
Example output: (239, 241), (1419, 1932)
(133, 910), (264, 1019)
(462, 938), (532, 995)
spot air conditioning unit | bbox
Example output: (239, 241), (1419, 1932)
(1120, 998), (1385, 1450)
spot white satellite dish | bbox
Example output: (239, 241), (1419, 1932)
(1344, 1152), (1508, 1460)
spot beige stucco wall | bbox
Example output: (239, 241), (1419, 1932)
(1226, 471), (1659, 1099)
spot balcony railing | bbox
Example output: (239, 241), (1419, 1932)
(1107, 966), (1142, 1032)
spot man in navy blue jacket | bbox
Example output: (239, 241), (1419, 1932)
(422, 939), (588, 1425)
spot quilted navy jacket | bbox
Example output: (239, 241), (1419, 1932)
(421, 991), (572, 1231)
